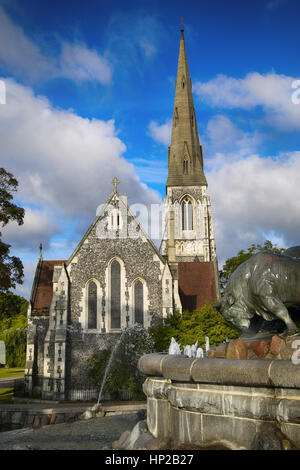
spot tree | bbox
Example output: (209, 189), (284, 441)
(149, 305), (239, 353)
(0, 168), (25, 291)
(0, 291), (28, 367)
(0, 291), (28, 321)
(219, 240), (285, 292)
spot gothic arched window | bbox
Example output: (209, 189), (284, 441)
(183, 156), (189, 174)
(181, 197), (194, 231)
(88, 281), (97, 329)
(111, 260), (121, 329)
(134, 281), (144, 326)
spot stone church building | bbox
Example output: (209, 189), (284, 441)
(25, 27), (220, 400)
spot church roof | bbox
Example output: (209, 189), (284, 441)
(31, 260), (66, 316)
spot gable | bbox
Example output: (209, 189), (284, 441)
(67, 190), (166, 267)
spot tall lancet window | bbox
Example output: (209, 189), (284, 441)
(182, 197), (194, 231)
(183, 156), (189, 174)
(134, 281), (144, 326)
(111, 260), (121, 329)
(88, 281), (97, 329)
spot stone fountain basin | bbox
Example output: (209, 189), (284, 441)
(138, 353), (300, 449)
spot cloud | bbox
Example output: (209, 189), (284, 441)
(59, 43), (112, 85)
(2, 207), (60, 251)
(13, 261), (37, 300)
(194, 72), (300, 131)
(0, 7), (55, 81)
(0, 7), (112, 85)
(0, 78), (161, 234)
(203, 114), (263, 159)
(105, 10), (168, 72)
(148, 119), (172, 146)
(208, 150), (300, 264)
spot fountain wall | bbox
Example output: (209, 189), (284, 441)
(138, 354), (300, 449)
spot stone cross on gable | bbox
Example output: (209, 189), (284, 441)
(112, 177), (120, 193)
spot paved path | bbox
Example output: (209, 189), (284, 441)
(0, 376), (24, 389)
(0, 413), (139, 450)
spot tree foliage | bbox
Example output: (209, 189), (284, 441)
(0, 291), (28, 322)
(0, 312), (27, 367)
(0, 168), (25, 292)
(0, 291), (28, 367)
(149, 304), (239, 353)
(219, 240), (285, 292)
(88, 325), (155, 400)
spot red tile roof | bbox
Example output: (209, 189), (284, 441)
(178, 262), (218, 312)
(31, 260), (67, 316)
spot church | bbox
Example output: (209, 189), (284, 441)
(25, 27), (220, 400)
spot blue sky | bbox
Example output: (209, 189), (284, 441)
(0, 0), (300, 299)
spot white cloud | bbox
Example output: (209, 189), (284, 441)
(2, 207), (59, 250)
(0, 7), (112, 85)
(0, 78), (161, 233)
(208, 150), (300, 264)
(204, 114), (263, 159)
(59, 43), (112, 85)
(194, 72), (300, 131)
(148, 119), (172, 146)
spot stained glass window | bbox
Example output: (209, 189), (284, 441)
(134, 281), (144, 326)
(88, 281), (97, 329)
(111, 260), (121, 329)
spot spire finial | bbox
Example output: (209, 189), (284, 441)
(111, 177), (120, 193)
(180, 16), (184, 32)
(39, 243), (43, 260)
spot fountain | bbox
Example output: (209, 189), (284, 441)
(169, 337), (205, 359)
(91, 324), (154, 412)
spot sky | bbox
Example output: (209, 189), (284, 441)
(0, 0), (300, 299)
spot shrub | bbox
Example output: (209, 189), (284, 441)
(149, 304), (239, 352)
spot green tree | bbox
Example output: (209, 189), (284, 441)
(0, 312), (27, 367)
(150, 304), (239, 352)
(0, 168), (25, 291)
(0, 291), (28, 321)
(219, 240), (285, 292)
(0, 291), (28, 367)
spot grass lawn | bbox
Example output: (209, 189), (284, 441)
(0, 387), (13, 403)
(0, 368), (24, 379)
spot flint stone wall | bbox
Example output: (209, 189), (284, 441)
(68, 225), (164, 389)
(138, 354), (300, 449)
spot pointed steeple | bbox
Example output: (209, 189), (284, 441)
(167, 26), (207, 188)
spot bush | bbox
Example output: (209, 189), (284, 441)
(88, 324), (155, 400)
(149, 304), (239, 352)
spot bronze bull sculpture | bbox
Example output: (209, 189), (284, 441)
(214, 252), (300, 338)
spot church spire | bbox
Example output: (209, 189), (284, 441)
(166, 27), (207, 188)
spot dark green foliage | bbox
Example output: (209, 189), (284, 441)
(88, 325), (155, 400)
(150, 304), (239, 352)
(0, 313), (27, 367)
(219, 240), (285, 292)
(0, 291), (28, 367)
(0, 291), (28, 321)
(0, 168), (25, 292)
